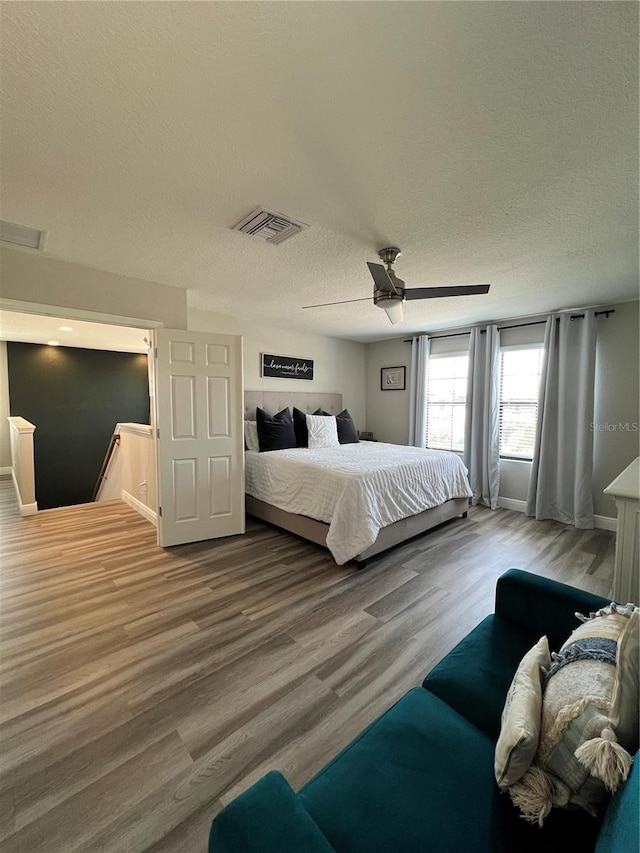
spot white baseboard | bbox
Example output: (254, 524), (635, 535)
(10, 467), (38, 516)
(10, 467), (19, 504)
(497, 496), (616, 531)
(0, 466), (11, 476)
(497, 497), (527, 513)
(121, 489), (157, 526)
(594, 515), (617, 532)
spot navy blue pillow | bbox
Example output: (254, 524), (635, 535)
(256, 407), (297, 452)
(336, 409), (359, 444)
(293, 407), (322, 448)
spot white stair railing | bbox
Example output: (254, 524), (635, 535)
(8, 416), (37, 516)
(95, 423), (157, 525)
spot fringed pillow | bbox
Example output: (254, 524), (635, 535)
(507, 603), (639, 826)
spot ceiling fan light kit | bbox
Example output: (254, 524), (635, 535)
(303, 247), (490, 324)
(379, 296), (404, 325)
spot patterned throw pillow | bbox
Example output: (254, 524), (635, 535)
(306, 413), (339, 449)
(495, 636), (550, 788)
(507, 604), (639, 826)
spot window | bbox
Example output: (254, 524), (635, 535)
(426, 353), (468, 451)
(499, 346), (544, 460)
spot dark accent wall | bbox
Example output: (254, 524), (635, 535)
(8, 342), (150, 510)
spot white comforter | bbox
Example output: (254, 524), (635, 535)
(245, 441), (472, 564)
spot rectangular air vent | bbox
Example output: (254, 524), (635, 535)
(0, 220), (46, 250)
(232, 207), (308, 246)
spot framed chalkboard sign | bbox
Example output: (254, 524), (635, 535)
(262, 353), (314, 381)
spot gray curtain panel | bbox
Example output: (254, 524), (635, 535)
(464, 326), (500, 509)
(526, 312), (597, 528)
(408, 335), (430, 447)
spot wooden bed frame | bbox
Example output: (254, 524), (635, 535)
(244, 390), (470, 566)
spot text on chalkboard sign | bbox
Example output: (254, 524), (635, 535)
(261, 353), (314, 381)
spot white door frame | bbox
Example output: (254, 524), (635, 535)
(0, 297), (163, 332)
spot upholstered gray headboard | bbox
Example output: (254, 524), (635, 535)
(244, 390), (343, 419)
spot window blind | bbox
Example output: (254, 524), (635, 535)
(499, 346), (543, 459)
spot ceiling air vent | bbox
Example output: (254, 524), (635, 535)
(0, 220), (47, 250)
(232, 207), (308, 246)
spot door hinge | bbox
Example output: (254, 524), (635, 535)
(158, 506), (162, 517)
(154, 347), (158, 358)
(156, 428), (160, 439)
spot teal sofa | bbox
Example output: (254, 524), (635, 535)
(209, 570), (639, 853)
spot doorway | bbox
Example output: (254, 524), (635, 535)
(1, 303), (246, 548)
(0, 309), (151, 510)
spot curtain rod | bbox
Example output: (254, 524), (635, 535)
(403, 309), (615, 343)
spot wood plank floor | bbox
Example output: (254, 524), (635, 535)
(0, 478), (614, 852)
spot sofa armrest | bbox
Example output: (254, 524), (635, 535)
(495, 569), (609, 649)
(595, 751), (639, 853)
(209, 771), (335, 853)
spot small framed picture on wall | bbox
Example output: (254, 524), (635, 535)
(380, 366), (406, 391)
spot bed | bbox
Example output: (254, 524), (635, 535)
(244, 391), (472, 565)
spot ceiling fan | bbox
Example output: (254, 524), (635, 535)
(303, 247), (490, 324)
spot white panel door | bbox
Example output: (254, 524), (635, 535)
(154, 329), (245, 547)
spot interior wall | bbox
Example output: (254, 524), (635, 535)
(0, 342), (11, 469)
(188, 308), (367, 429)
(97, 424), (157, 516)
(7, 342), (150, 510)
(365, 338), (411, 444)
(0, 247), (188, 329)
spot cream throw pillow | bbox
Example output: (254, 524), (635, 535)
(244, 420), (260, 452)
(306, 414), (339, 449)
(495, 636), (550, 788)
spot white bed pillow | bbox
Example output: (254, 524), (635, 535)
(306, 413), (339, 449)
(244, 420), (260, 452)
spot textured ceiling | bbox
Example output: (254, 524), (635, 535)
(1, 2), (638, 343)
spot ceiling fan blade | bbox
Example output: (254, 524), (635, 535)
(388, 270), (406, 290)
(367, 262), (398, 295)
(381, 300), (404, 324)
(404, 284), (491, 300)
(303, 297), (373, 309)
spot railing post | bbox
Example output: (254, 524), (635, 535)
(8, 416), (37, 516)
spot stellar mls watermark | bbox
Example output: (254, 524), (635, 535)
(590, 422), (639, 432)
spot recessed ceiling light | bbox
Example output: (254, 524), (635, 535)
(59, 326), (73, 332)
(47, 340), (60, 346)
